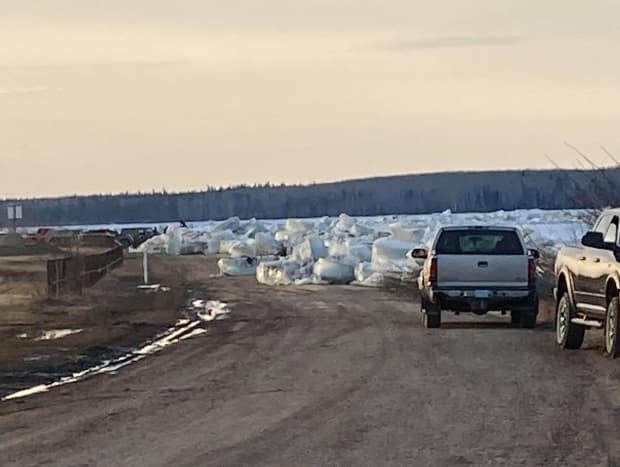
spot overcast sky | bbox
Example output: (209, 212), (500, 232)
(1, 1), (620, 197)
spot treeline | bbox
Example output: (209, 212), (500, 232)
(2, 168), (619, 227)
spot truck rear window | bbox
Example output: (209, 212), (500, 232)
(436, 229), (524, 255)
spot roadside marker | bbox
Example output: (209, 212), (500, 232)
(137, 251), (165, 291)
(143, 250), (149, 285)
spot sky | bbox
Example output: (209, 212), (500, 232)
(1, 0), (620, 197)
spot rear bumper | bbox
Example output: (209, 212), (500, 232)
(425, 285), (537, 312)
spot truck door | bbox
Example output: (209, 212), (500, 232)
(579, 216), (617, 313)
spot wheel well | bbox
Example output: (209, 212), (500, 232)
(557, 274), (568, 299)
(606, 280), (619, 305)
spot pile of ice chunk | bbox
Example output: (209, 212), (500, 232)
(136, 209), (590, 287)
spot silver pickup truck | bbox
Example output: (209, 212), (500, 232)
(414, 226), (539, 329)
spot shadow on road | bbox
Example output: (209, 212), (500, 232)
(440, 321), (554, 331)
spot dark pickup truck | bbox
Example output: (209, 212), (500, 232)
(554, 209), (620, 358)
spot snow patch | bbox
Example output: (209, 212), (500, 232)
(35, 329), (82, 341)
(3, 301), (231, 402)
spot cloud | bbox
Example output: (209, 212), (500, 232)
(362, 35), (523, 52)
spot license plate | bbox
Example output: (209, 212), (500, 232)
(474, 290), (490, 299)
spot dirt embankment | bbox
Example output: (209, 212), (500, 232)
(0, 254), (206, 398)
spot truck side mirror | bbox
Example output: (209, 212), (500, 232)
(409, 248), (428, 259)
(528, 249), (540, 259)
(582, 231), (605, 249)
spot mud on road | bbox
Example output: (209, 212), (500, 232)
(1, 256), (620, 466)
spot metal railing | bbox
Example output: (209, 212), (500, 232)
(47, 246), (124, 298)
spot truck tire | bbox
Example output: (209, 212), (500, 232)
(555, 293), (585, 349)
(605, 297), (619, 359)
(421, 299), (441, 328)
(510, 311), (521, 325)
(423, 312), (441, 329)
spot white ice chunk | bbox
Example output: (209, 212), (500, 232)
(229, 240), (257, 258)
(217, 257), (257, 276)
(334, 213), (356, 232)
(204, 238), (221, 254)
(313, 258), (355, 284)
(355, 262), (376, 282)
(357, 272), (386, 288)
(286, 218), (310, 233)
(257, 259), (301, 286)
(292, 235), (328, 263)
(136, 234), (167, 254)
(371, 238), (417, 273)
(219, 239), (239, 255)
(212, 217), (241, 233)
(348, 243), (372, 263)
(166, 226), (184, 256)
(389, 223), (425, 244)
(254, 232), (284, 256)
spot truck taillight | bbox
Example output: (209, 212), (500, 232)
(528, 257), (536, 284)
(430, 257), (438, 284)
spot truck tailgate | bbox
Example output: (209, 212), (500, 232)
(437, 255), (529, 288)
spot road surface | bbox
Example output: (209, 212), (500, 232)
(1, 258), (620, 466)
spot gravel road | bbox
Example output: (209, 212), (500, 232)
(1, 257), (620, 466)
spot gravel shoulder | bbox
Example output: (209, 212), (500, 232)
(1, 256), (620, 466)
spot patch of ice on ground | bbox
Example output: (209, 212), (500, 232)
(3, 320), (200, 401)
(35, 329), (83, 341)
(179, 328), (208, 340)
(191, 300), (231, 322)
(3, 301), (231, 402)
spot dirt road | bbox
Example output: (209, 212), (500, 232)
(1, 256), (620, 466)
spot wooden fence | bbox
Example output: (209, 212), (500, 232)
(47, 246), (124, 298)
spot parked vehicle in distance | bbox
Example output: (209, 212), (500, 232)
(117, 227), (158, 249)
(35, 227), (53, 242)
(415, 226), (539, 329)
(554, 209), (620, 358)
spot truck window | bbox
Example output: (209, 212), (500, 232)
(595, 215), (612, 234)
(436, 230), (524, 255)
(604, 217), (619, 244)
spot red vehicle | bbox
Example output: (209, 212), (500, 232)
(35, 228), (53, 242)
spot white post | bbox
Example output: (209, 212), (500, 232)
(143, 250), (149, 285)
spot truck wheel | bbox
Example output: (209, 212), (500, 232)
(605, 298), (620, 359)
(423, 312), (441, 329)
(421, 297), (441, 328)
(556, 293), (585, 349)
